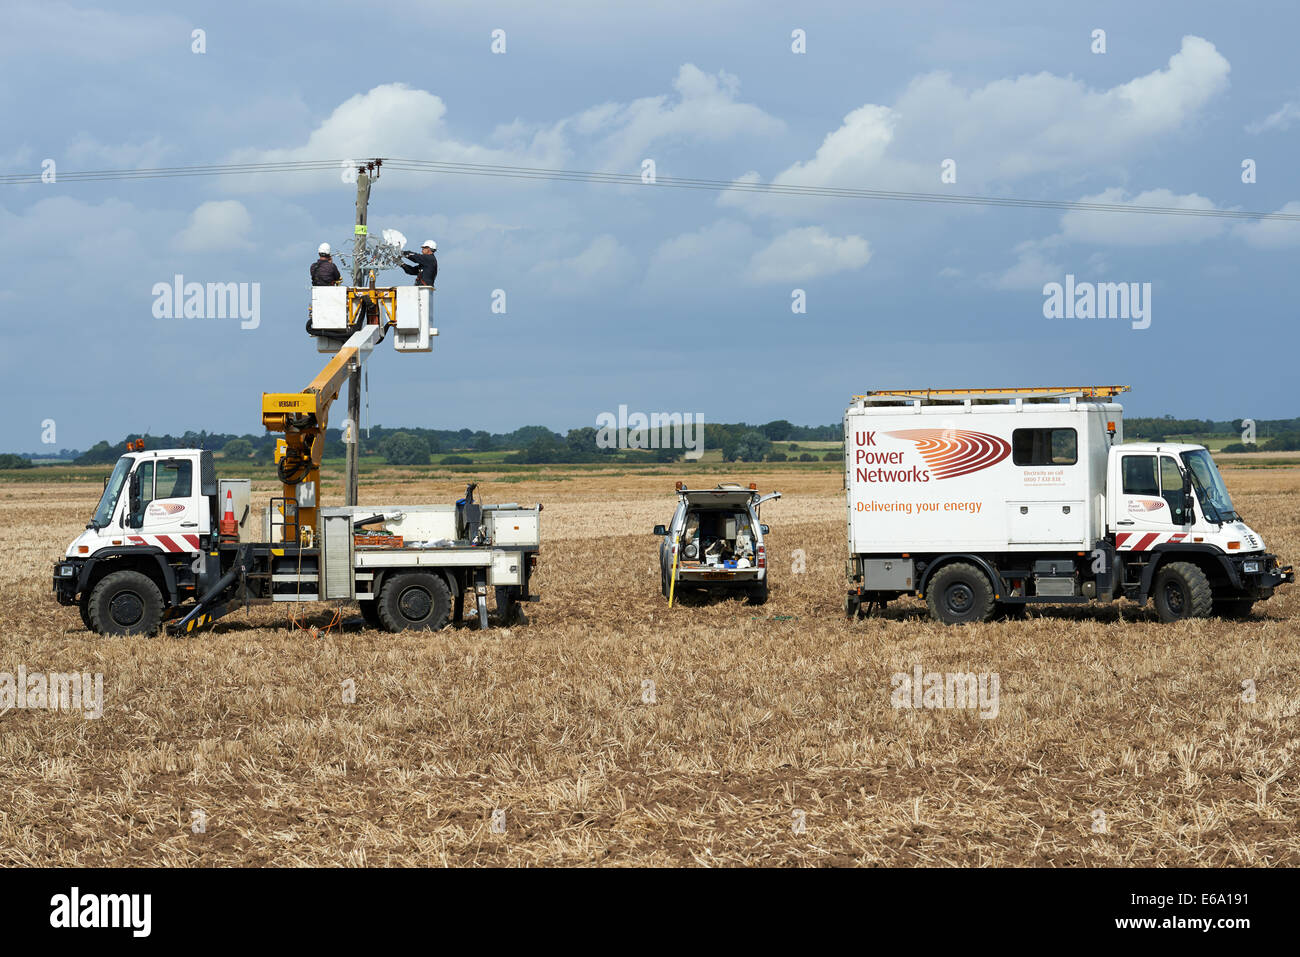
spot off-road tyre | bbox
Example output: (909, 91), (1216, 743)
(377, 572), (451, 632)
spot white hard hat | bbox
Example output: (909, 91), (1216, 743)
(318, 243), (331, 255)
(422, 240), (436, 251)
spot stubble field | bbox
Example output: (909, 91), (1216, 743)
(0, 463), (1296, 866)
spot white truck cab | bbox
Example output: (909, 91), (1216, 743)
(64, 448), (213, 562)
(843, 386), (1293, 624)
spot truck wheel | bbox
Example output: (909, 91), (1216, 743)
(78, 592), (94, 631)
(1153, 562), (1213, 622)
(1212, 599), (1254, 620)
(377, 572), (451, 632)
(88, 570), (163, 636)
(746, 582), (769, 605)
(925, 563), (995, 625)
(358, 600), (382, 629)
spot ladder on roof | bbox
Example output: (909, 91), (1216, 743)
(852, 385), (1130, 404)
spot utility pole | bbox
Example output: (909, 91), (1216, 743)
(345, 161), (376, 508)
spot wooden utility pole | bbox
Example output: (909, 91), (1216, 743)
(346, 164), (373, 507)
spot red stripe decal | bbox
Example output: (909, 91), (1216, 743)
(128, 536), (145, 545)
(183, 534), (201, 550)
(1134, 533), (1160, 551)
(155, 535), (180, 552)
(1116, 533), (1131, 547)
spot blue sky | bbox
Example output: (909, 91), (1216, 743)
(2, 0), (1298, 453)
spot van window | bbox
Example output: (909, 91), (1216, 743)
(1122, 455), (1159, 496)
(1012, 428), (1077, 466)
(157, 459), (192, 499)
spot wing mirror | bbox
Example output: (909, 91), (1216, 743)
(760, 524), (770, 534)
(653, 525), (667, 536)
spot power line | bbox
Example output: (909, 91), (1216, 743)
(3, 156), (1298, 222)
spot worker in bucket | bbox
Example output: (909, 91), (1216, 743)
(401, 241), (437, 287)
(310, 243), (342, 286)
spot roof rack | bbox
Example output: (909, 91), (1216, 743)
(853, 385), (1130, 404)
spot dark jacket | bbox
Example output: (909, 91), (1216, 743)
(402, 250), (438, 286)
(310, 257), (341, 286)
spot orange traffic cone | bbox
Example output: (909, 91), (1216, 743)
(219, 489), (239, 542)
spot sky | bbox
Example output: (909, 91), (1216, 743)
(2, 0), (1298, 453)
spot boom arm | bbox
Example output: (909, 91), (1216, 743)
(262, 322), (385, 541)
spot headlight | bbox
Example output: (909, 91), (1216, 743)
(1242, 560), (1261, 574)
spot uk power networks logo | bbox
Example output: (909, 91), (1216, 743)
(885, 429), (1011, 480)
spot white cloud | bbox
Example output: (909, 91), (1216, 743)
(724, 36), (1231, 216)
(226, 66), (781, 194)
(1246, 100), (1300, 134)
(1058, 188), (1227, 245)
(986, 240), (1063, 291)
(746, 226), (871, 282)
(175, 200), (253, 252)
(1232, 201), (1300, 248)
(530, 234), (633, 293)
(570, 64), (784, 171)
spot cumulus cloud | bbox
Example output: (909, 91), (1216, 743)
(569, 64), (784, 170)
(175, 200), (253, 252)
(746, 226), (871, 282)
(986, 240), (1064, 291)
(1245, 100), (1300, 134)
(226, 65), (781, 193)
(724, 36), (1231, 216)
(1232, 201), (1300, 248)
(530, 234), (633, 294)
(1058, 188), (1227, 245)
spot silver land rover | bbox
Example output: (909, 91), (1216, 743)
(654, 483), (781, 604)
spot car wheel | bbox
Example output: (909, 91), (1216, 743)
(88, 570), (164, 636)
(377, 572), (451, 632)
(925, 563), (995, 625)
(1153, 561), (1213, 622)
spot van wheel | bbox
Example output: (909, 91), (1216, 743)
(377, 572), (451, 632)
(926, 563), (995, 625)
(1153, 562), (1212, 622)
(88, 570), (163, 636)
(1212, 598), (1254, 619)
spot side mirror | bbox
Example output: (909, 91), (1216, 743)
(653, 525), (667, 536)
(760, 524), (770, 535)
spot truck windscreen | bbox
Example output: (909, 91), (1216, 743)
(1182, 449), (1238, 523)
(92, 457), (132, 528)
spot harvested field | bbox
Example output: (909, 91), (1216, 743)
(1, 464), (1297, 866)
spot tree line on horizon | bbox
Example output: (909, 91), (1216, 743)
(5, 415), (1300, 470)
